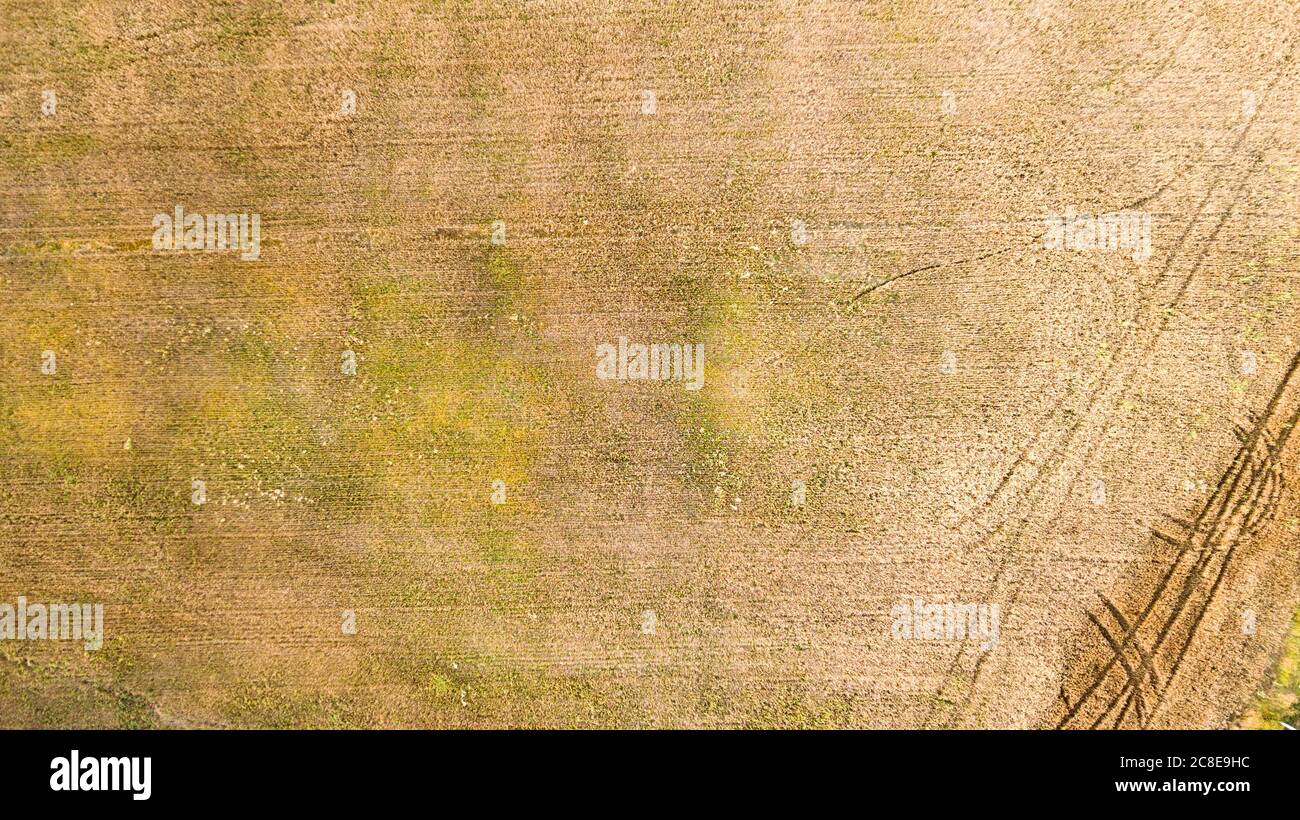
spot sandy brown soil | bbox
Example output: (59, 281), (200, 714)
(0, 0), (1297, 728)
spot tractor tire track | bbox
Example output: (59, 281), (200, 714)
(1055, 345), (1300, 728)
(924, 147), (1267, 727)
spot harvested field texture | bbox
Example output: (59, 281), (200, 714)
(1, 0), (1298, 729)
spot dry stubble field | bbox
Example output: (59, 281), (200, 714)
(1, 0), (1298, 729)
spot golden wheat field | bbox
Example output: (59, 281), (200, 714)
(0, 0), (1298, 729)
